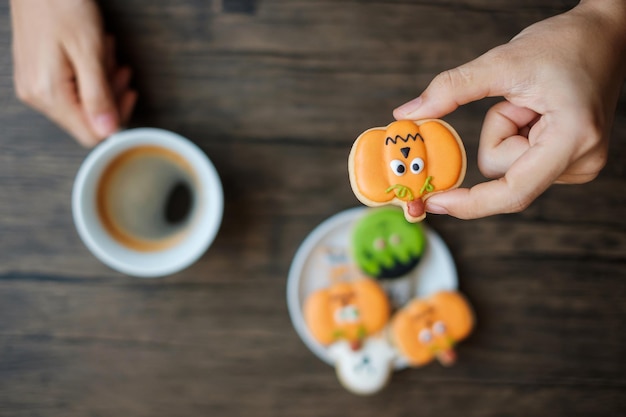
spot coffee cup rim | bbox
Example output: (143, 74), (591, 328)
(72, 128), (224, 277)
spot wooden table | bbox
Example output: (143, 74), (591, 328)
(1, 1), (624, 415)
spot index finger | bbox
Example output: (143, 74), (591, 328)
(394, 46), (513, 120)
(45, 78), (101, 147)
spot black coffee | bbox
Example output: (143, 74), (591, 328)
(165, 181), (194, 225)
(97, 145), (198, 252)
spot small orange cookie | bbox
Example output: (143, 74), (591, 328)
(348, 119), (466, 222)
(390, 291), (474, 367)
(304, 278), (390, 348)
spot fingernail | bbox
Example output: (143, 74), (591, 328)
(394, 97), (422, 119)
(92, 113), (118, 137)
(425, 202), (448, 215)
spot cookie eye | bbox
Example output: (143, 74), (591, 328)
(418, 328), (432, 344)
(373, 238), (386, 251)
(432, 321), (446, 335)
(390, 159), (406, 176)
(389, 234), (401, 246)
(410, 157), (425, 174)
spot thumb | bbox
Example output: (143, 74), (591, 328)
(73, 51), (119, 138)
(393, 48), (510, 120)
(423, 124), (569, 219)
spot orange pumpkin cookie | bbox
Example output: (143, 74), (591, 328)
(390, 291), (474, 367)
(304, 278), (390, 348)
(348, 119), (466, 222)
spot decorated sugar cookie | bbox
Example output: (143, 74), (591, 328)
(304, 278), (390, 349)
(328, 336), (396, 396)
(348, 120), (466, 222)
(351, 207), (426, 280)
(391, 291), (474, 367)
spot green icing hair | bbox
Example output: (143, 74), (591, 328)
(351, 207), (427, 279)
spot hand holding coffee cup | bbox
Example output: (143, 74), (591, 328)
(73, 128), (223, 277)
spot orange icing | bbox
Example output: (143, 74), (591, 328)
(304, 279), (391, 346)
(348, 119), (466, 222)
(390, 291), (474, 367)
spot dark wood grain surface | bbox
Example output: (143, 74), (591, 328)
(1, 1), (625, 416)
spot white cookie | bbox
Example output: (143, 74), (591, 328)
(328, 336), (396, 395)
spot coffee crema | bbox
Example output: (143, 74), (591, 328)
(96, 145), (197, 252)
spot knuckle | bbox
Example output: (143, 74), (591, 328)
(14, 73), (33, 103)
(584, 151), (608, 175)
(581, 131), (603, 154)
(575, 114), (605, 153)
(575, 153), (607, 180)
(434, 66), (474, 91)
(14, 82), (32, 103)
(508, 196), (532, 214)
(570, 119), (609, 177)
(14, 77), (53, 106)
(30, 80), (54, 103)
(433, 70), (455, 90)
(506, 187), (534, 214)
(477, 153), (500, 179)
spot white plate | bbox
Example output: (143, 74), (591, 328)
(287, 207), (458, 369)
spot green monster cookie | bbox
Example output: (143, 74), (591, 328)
(351, 207), (426, 280)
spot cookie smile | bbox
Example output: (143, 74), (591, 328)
(376, 254), (422, 280)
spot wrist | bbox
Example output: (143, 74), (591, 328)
(578, 0), (626, 76)
(578, 0), (626, 38)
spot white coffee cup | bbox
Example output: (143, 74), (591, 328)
(72, 128), (224, 277)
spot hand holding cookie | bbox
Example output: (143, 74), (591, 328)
(394, 0), (626, 219)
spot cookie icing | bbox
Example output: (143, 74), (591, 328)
(304, 279), (390, 347)
(390, 291), (474, 367)
(328, 336), (396, 396)
(351, 207), (426, 280)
